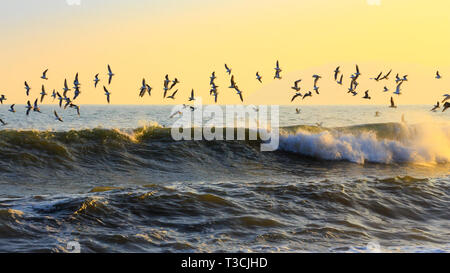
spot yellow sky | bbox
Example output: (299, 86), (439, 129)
(1, 0), (450, 105)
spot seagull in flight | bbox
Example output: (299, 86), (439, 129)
(169, 78), (179, 90)
(94, 73), (100, 88)
(167, 89), (178, 100)
(54, 110), (63, 122)
(103, 86), (111, 103)
(0, 95), (6, 104)
(371, 72), (383, 81)
(107, 65), (114, 84)
(163, 74), (170, 98)
(389, 97), (397, 108)
(443, 102), (450, 112)
(24, 81), (31, 96)
(8, 104), (15, 113)
(33, 99), (41, 113)
(69, 103), (80, 116)
(431, 102), (440, 112)
(73, 73), (80, 88)
(225, 64), (232, 75)
(291, 79), (301, 91)
(56, 92), (64, 108)
(210, 72), (216, 85)
(256, 72), (262, 83)
(0, 118), (7, 126)
(302, 91), (312, 100)
(40, 85), (47, 103)
(337, 74), (343, 85)
(436, 71), (442, 79)
(212, 91), (219, 103)
(188, 89), (195, 101)
(383, 86), (389, 92)
(442, 94), (450, 103)
(234, 87), (243, 102)
(381, 69), (392, 80)
(295, 108), (301, 114)
(73, 86), (81, 100)
(291, 92), (303, 102)
(63, 79), (70, 97)
(51, 89), (57, 101)
(41, 69), (48, 80)
(362, 90), (371, 99)
(334, 66), (340, 81)
(25, 100), (33, 115)
(229, 75), (237, 89)
(274, 60), (282, 79)
(394, 81), (403, 95)
(139, 79), (147, 97)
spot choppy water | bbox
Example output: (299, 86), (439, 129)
(0, 104), (449, 253)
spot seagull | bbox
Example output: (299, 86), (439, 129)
(169, 78), (179, 90)
(234, 87), (243, 102)
(63, 79), (70, 96)
(313, 85), (320, 95)
(146, 84), (152, 96)
(443, 102), (450, 112)
(383, 86), (389, 92)
(302, 91), (312, 99)
(371, 72), (383, 81)
(94, 73), (100, 88)
(73, 73), (80, 88)
(51, 89), (57, 101)
(210, 72), (216, 85)
(33, 99), (41, 113)
(334, 66), (340, 81)
(229, 75), (236, 89)
(337, 74), (343, 85)
(401, 75), (408, 81)
(256, 72), (262, 83)
(313, 75), (321, 85)
(375, 111), (381, 117)
(350, 65), (360, 79)
(436, 71), (442, 79)
(41, 69), (48, 80)
(64, 97), (72, 109)
(25, 100), (33, 115)
(291, 79), (302, 91)
(163, 74), (170, 98)
(8, 104), (15, 113)
(69, 103), (80, 116)
(431, 102), (440, 112)
(57, 92), (64, 108)
(0, 95), (6, 104)
(0, 118), (6, 126)
(73, 86), (81, 100)
(225, 64), (232, 75)
(274, 60), (282, 79)
(167, 89), (178, 100)
(350, 91), (358, 96)
(107, 65), (114, 84)
(389, 96), (397, 108)
(188, 89), (195, 101)
(394, 81), (403, 95)
(210, 83), (219, 95)
(139, 79), (147, 97)
(24, 81), (31, 96)
(395, 74), (401, 83)
(362, 90), (371, 99)
(40, 85), (47, 102)
(212, 91), (219, 103)
(442, 94), (450, 103)
(54, 110), (63, 122)
(103, 86), (111, 103)
(381, 69), (392, 80)
(295, 108), (301, 114)
(291, 92), (303, 102)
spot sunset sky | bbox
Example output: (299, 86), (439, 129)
(1, 0), (450, 105)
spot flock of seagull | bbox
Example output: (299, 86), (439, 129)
(0, 62), (449, 126)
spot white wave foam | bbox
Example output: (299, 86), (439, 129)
(279, 123), (450, 164)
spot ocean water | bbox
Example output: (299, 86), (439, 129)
(0, 104), (449, 253)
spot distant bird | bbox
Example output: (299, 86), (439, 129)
(188, 89), (195, 101)
(40, 85), (47, 102)
(73, 73), (80, 87)
(291, 92), (303, 102)
(313, 86), (320, 95)
(312, 75), (321, 86)
(395, 74), (402, 83)
(212, 91), (218, 103)
(431, 102), (440, 112)
(69, 103), (80, 116)
(57, 92), (64, 108)
(375, 111), (381, 117)
(225, 64), (232, 75)
(63, 79), (70, 97)
(51, 89), (57, 101)
(8, 104), (15, 113)
(107, 65), (114, 84)
(64, 97), (72, 109)
(443, 102), (450, 112)
(0, 95), (6, 104)
(33, 99), (41, 113)
(146, 84), (152, 96)
(103, 86), (111, 103)
(442, 94), (450, 103)
(94, 73), (100, 88)
(383, 86), (389, 92)
(229, 75), (237, 89)
(235, 88), (243, 102)
(169, 78), (179, 90)
(381, 69), (392, 80)
(41, 69), (48, 80)
(334, 66), (340, 81)
(25, 100), (33, 115)
(401, 75), (408, 81)
(302, 91), (312, 100)
(371, 72), (383, 81)
(295, 108), (301, 114)
(291, 79), (301, 91)
(337, 74), (343, 85)
(73, 86), (81, 100)
(256, 72), (262, 83)
(139, 79), (147, 97)
(362, 90), (371, 99)
(24, 81), (31, 96)
(163, 74), (170, 98)
(210, 72), (216, 84)
(350, 65), (360, 79)
(274, 61), (282, 79)
(0, 118), (6, 126)
(394, 81), (403, 95)
(167, 89), (178, 100)
(389, 97), (397, 108)
(210, 83), (219, 95)
(54, 110), (63, 122)
(436, 71), (442, 79)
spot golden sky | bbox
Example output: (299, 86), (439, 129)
(1, 0), (450, 105)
